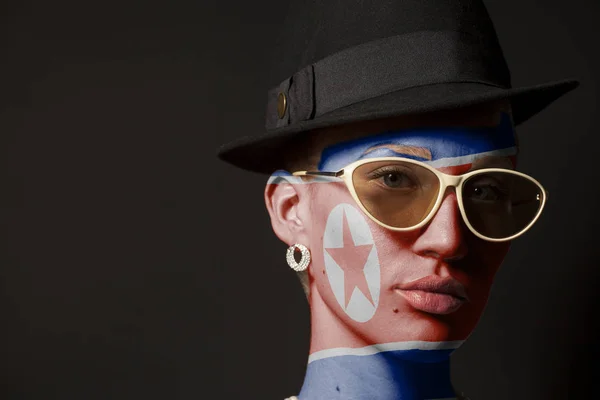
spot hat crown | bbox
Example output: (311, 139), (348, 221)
(216, 0), (577, 174)
(269, 0), (510, 87)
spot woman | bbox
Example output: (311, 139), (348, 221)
(265, 101), (530, 399)
(218, 0), (577, 398)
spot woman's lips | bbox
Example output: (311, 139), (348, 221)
(394, 275), (469, 315)
(395, 289), (466, 314)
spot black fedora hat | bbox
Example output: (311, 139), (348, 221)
(218, 0), (579, 174)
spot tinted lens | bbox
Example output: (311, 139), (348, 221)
(462, 171), (544, 239)
(352, 160), (440, 228)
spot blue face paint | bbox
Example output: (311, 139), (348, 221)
(299, 348), (456, 400)
(318, 113), (516, 171)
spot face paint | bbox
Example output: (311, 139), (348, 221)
(319, 113), (517, 173)
(303, 112), (514, 344)
(267, 113), (517, 399)
(323, 203), (381, 322)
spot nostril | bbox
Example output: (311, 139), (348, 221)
(422, 250), (442, 259)
(421, 247), (468, 262)
(444, 253), (466, 262)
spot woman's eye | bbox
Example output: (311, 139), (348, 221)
(468, 185), (504, 201)
(380, 172), (414, 188)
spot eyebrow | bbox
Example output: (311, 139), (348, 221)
(363, 144), (432, 160)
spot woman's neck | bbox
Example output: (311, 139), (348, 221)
(298, 344), (457, 400)
(300, 292), (460, 400)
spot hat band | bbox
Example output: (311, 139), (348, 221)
(265, 30), (511, 130)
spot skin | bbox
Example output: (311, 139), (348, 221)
(265, 101), (518, 399)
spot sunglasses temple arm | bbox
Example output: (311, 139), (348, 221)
(294, 170), (344, 177)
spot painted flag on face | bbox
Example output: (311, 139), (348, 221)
(266, 115), (515, 399)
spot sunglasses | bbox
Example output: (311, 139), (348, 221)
(293, 157), (547, 242)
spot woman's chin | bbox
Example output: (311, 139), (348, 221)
(369, 313), (472, 344)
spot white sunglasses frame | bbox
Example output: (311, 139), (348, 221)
(293, 156), (547, 242)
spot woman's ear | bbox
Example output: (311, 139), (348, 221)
(264, 175), (311, 246)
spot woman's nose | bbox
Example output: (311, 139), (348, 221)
(412, 190), (468, 261)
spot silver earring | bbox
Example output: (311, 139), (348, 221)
(286, 244), (311, 272)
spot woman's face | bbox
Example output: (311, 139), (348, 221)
(290, 105), (517, 350)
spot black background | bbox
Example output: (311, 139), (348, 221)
(0, 0), (598, 399)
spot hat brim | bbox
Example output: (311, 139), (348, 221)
(218, 79), (579, 174)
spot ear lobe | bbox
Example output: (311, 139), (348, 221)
(264, 177), (309, 246)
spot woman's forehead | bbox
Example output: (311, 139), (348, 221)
(318, 113), (517, 172)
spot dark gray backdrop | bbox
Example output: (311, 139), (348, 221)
(0, 0), (598, 399)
